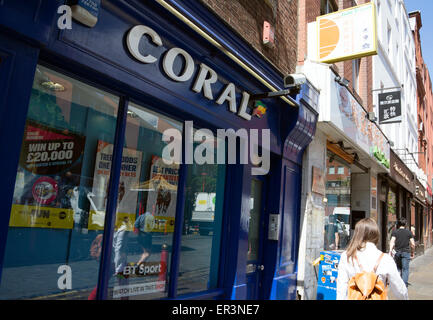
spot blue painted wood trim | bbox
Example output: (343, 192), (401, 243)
(166, 288), (224, 300)
(221, 163), (249, 299)
(0, 35), (39, 282)
(96, 96), (129, 300)
(167, 132), (188, 298)
(283, 81), (319, 163)
(0, 0), (60, 46)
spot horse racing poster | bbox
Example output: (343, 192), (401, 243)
(141, 155), (179, 233)
(88, 140), (142, 231)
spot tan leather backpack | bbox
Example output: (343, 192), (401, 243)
(347, 252), (388, 300)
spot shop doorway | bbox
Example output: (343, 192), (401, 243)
(350, 211), (365, 230)
(380, 201), (387, 252)
(246, 176), (267, 299)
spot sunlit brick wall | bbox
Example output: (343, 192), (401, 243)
(199, 0), (298, 74)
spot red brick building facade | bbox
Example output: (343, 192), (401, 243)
(199, 0), (298, 74)
(410, 10), (433, 248)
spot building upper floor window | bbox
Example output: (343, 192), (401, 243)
(320, 0), (337, 15)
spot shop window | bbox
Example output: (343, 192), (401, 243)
(0, 65), (119, 299)
(176, 135), (226, 296)
(106, 102), (183, 300)
(324, 152), (351, 251)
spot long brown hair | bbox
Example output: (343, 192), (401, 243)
(346, 218), (380, 262)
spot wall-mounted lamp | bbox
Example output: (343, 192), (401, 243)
(388, 140), (394, 147)
(335, 75), (350, 87)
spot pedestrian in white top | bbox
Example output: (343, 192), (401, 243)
(336, 218), (408, 300)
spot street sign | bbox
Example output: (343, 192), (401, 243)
(378, 91), (401, 124)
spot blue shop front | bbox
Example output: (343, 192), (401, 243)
(0, 0), (318, 300)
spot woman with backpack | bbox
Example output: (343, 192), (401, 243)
(336, 218), (408, 300)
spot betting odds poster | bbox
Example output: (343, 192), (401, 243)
(10, 120), (86, 229)
(88, 140), (142, 231)
(144, 155), (179, 233)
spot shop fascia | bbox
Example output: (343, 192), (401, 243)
(126, 25), (255, 121)
(393, 162), (412, 185)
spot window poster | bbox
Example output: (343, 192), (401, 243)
(370, 175), (378, 222)
(88, 140), (142, 231)
(10, 120), (86, 229)
(142, 155), (179, 233)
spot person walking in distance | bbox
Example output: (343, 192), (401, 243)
(336, 218), (408, 300)
(389, 218), (415, 287)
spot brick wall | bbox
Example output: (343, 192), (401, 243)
(410, 11), (427, 174)
(298, 0), (321, 65)
(199, 0), (298, 74)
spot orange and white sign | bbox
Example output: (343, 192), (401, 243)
(317, 2), (377, 63)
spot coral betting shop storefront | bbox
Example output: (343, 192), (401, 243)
(0, 0), (318, 300)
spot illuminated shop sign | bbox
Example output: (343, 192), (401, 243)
(126, 25), (259, 121)
(317, 2), (377, 63)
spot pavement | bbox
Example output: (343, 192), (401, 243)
(389, 246), (433, 300)
(407, 246), (433, 300)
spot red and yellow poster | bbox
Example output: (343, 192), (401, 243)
(9, 120), (86, 229)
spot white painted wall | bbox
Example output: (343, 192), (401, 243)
(373, 0), (419, 174)
(297, 129), (327, 300)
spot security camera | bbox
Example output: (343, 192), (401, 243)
(284, 73), (307, 88)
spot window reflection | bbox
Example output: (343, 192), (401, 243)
(0, 65), (119, 299)
(177, 137), (226, 296)
(107, 102), (182, 300)
(324, 152), (351, 251)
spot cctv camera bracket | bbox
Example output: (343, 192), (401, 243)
(250, 86), (300, 101)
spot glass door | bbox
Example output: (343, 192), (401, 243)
(246, 177), (266, 299)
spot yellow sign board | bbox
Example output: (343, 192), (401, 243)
(9, 204), (74, 229)
(88, 211), (175, 233)
(88, 211), (136, 231)
(317, 2), (377, 63)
